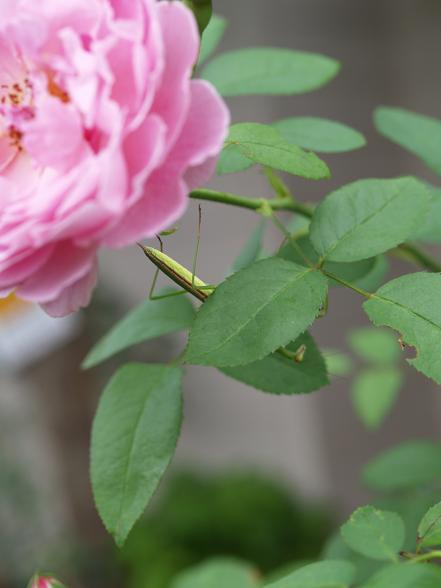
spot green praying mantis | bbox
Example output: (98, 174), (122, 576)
(139, 205), (216, 303)
(139, 203), (311, 364)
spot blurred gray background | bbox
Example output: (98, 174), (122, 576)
(2, 0), (441, 583)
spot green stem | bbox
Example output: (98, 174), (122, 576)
(398, 243), (441, 273)
(407, 550), (441, 564)
(190, 189), (314, 218)
(321, 269), (373, 299)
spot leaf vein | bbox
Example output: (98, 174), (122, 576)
(193, 267), (314, 360)
(114, 372), (167, 538)
(323, 179), (412, 258)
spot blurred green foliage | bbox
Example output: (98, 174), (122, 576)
(118, 471), (333, 588)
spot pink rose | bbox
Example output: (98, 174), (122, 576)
(0, 0), (229, 316)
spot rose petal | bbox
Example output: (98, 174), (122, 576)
(0, 0), (229, 315)
(102, 170), (187, 246)
(17, 242), (97, 302)
(151, 1), (199, 149)
(22, 94), (88, 172)
(42, 258), (97, 316)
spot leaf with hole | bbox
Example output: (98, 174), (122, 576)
(364, 272), (441, 384)
(185, 258), (328, 367)
(91, 363), (183, 546)
(201, 47), (340, 96)
(310, 177), (430, 262)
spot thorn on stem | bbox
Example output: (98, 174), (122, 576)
(294, 344), (307, 363)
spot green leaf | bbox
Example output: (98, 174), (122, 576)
(222, 123), (330, 179)
(82, 293), (195, 369)
(221, 332), (329, 395)
(322, 534), (380, 586)
(364, 272), (441, 384)
(198, 15), (227, 65)
(324, 350), (354, 377)
(264, 560), (356, 588)
(352, 367), (402, 430)
(375, 489), (441, 553)
(362, 564), (441, 588)
(352, 255), (389, 292)
(217, 143), (255, 175)
(201, 48), (339, 97)
(348, 327), (401, 364)
(418, 501), (441, 549)
(264, 561), (315, 585)
(374, 106), (441, 176)
(231, 220), (266, 273)
(411, 183), (441, 243)
(264, 168), (292, 198)
(91, 363), (183, 546)
(274, 117), (366, 153)
(340, 506), (405, 561)
(362, 440), (441, 492)
(185, 258), (328, 367)
(327, 259), (377, 286)
(172, 558), (259, 588)
(286, 215), (311, 235)
(183, 0), (212, 34)
(278, 236), (377, 286)
(310, 177), (430, 262)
